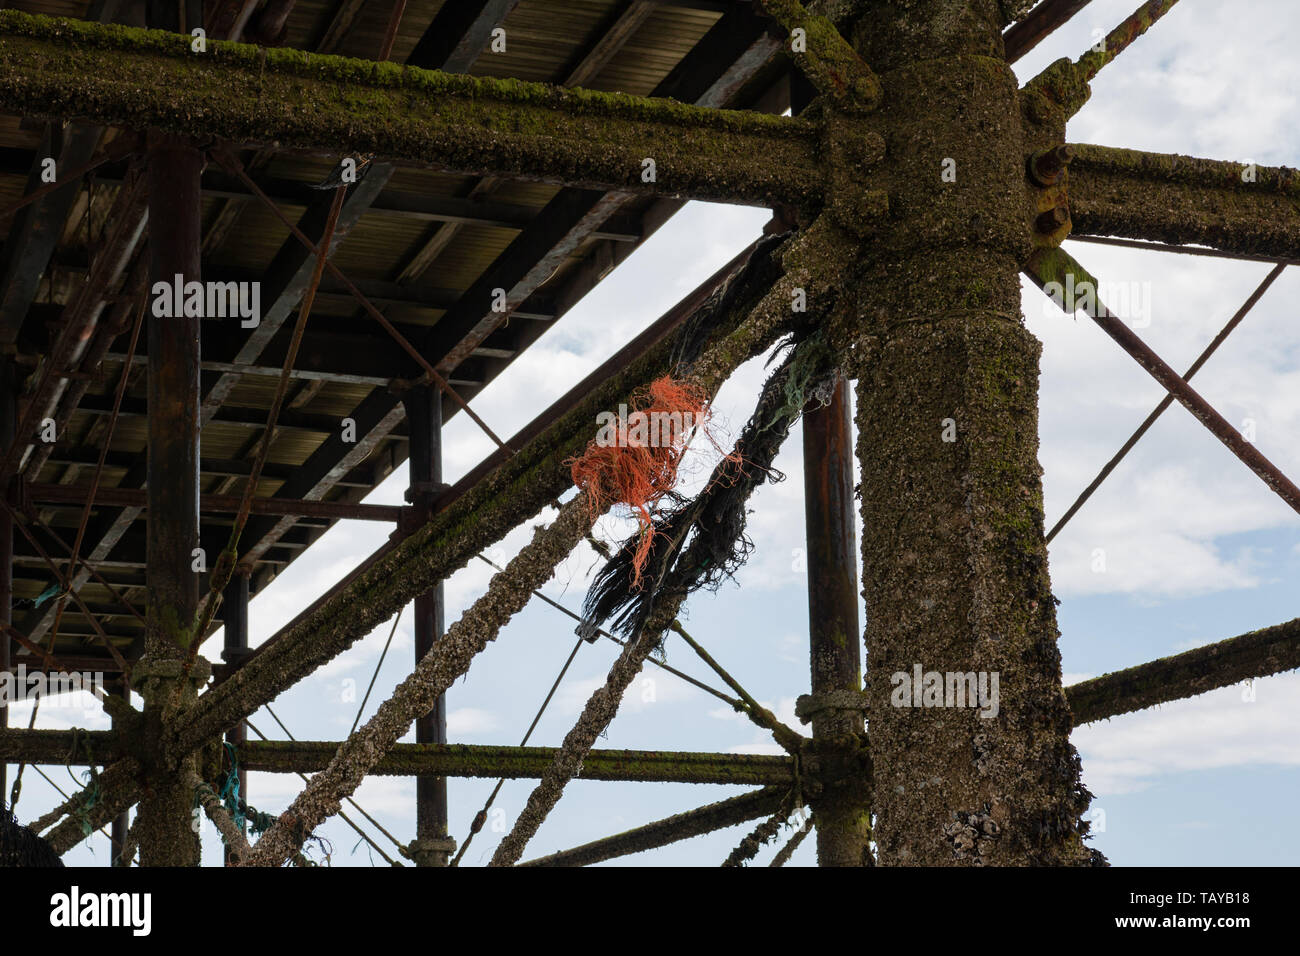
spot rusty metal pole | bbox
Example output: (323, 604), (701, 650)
(0, 356), (13, 807)
(134, 129), (205, 867)
(801, 376), (870, 865)
(221, 569), (250, 865)
(402, 385), (453, 866)
(110, 680), (130, 866)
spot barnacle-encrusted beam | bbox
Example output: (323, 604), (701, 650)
(1075, 0), (1181, 83)
(0, 11), (823, 210)
(0, 731), (796, 785)
(1066, 144), (1300, 259)
(518, 787), (790, 867)
(1066, 617), (1300, 726)
(187, 768), (253, 863)
(41, 758), (143, 856)
(239, 741), (795, 785)
(0, 729), (119, 766)
(244, 496), (601, 867)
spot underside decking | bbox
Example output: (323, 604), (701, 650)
(0, 0), (792, 676)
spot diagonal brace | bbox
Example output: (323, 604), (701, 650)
(1025, 247), (1300, 518)
(755, 0), (881, 111)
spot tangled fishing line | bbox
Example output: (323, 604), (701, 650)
(573, 329), (839, 646)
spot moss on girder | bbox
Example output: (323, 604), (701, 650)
(0, 11), (822, 210)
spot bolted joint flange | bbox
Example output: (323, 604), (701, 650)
(1027, 143), (1074, 248)
(794, 688), (869, 725)
(398, 480), (452, 536)
(824, 114), (889, 239)
(407, 835), (457, 867)
(130, 656), (212, 700)
(799, 732), (872, 822)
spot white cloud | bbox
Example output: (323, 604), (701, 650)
(1073, 672), (1300, 796)
(446, 707), (499, 736)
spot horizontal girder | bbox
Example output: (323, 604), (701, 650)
(0, 12), (822, 211)
(0, 732), (793, 786)
(1068, 143), (1300, 259)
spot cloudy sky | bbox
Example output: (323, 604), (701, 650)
(20, 0), (1300, 866)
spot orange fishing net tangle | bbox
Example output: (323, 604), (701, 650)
(569, 375), (730, 587)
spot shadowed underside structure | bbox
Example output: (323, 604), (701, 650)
(0, 0), (1297, 866)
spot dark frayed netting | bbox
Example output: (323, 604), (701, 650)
(1, 803), (63, 867)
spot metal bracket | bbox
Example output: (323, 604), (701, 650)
(794, 688), (869, 725)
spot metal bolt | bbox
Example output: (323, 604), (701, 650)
(1028, 144), (1075, 186)
(1035, 206), (1069, 233)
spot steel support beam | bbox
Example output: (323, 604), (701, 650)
(0, 357), (12, 805)
(26, 482), (402, 523)
(134, 129), (203, 867)
(239, 742), (795, 785)
(402, 384), (450, 866)
(1003, 0), (1093, 63)
(801, 376), (869, 866)
(143, 134), (201, 659)
(221, 570), (249, 866)
(519, 786), (788, 867)
(0, 732), (794, 786)
(1026, 247), (1300, 518)
(0, 12), (821, 211)
(407, 0), (521, 72)
(1067, 143), (1300, 260)
(109, 680), (130, 866)
(1066, 617), (1300, 725)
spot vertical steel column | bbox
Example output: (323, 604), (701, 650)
(402, 385), (451, 866)
(134, 129), (204, 866)
(143, 137), (201, 658)
(0, 357), (13, 807)
(110, 680), (130, 866)
(221, 570), (250, 865)
(802, 376), (870, 866)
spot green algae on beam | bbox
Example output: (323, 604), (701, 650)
(238, 741), (796, 785)
(1075, 0), (1182, 83)
(0, 10), (798, 132)
(0, 11), (823, 210)
(1020, 56), (1092, 119)
(1068, 163), (1300, 259)
(1070, 143), (1300, 197)
(1023, 245), (1101, 298)
(756, 0), (882, 111)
